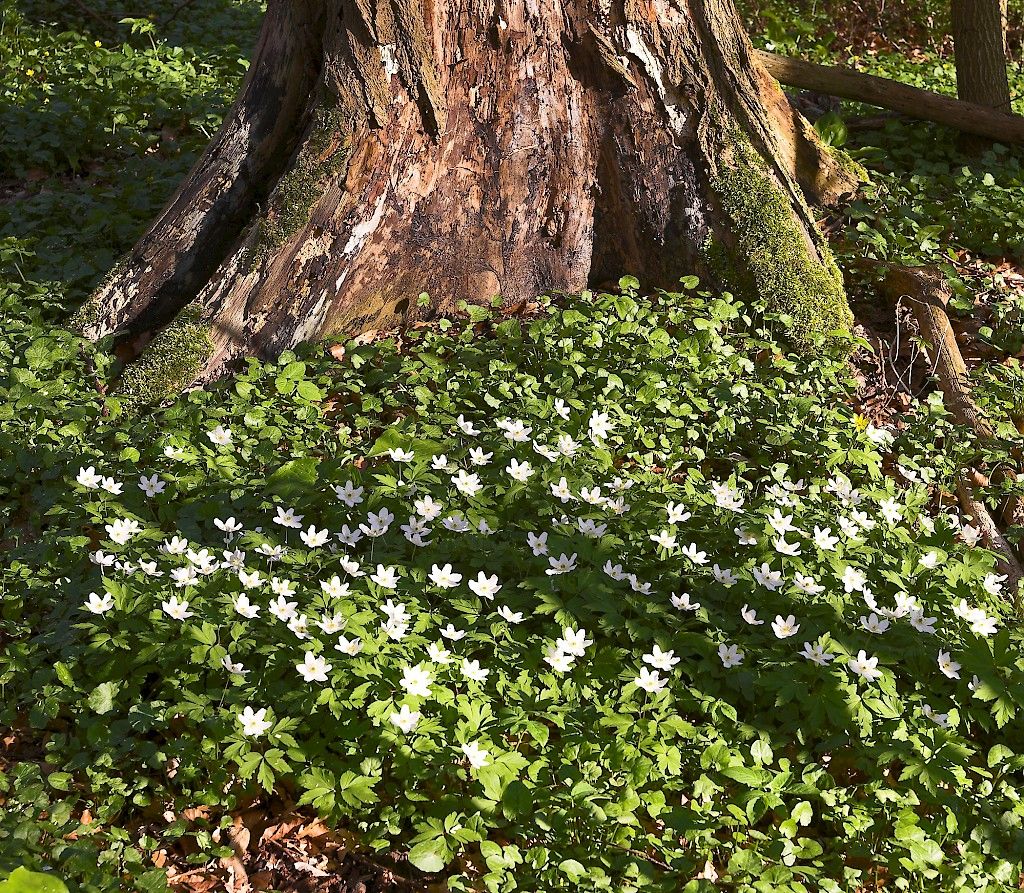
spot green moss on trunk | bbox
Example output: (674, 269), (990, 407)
(246, 106), (351, 269)
(67, 296), (102, 336)
(711, 130), (852, 345)
(827, 143), (869, 187)
(116, 304), (212, 412)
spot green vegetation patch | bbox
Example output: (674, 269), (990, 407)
(3, 277), (1024, 892)
(115, 304), (212, 412)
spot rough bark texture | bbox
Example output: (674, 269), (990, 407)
(73, 0), (859, 408)
(952, 0), (1011, 112)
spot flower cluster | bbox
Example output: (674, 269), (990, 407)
(10, 289), (1023, 891)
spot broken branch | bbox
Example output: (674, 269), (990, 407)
(756, 49), (1024, 144)
(876, 263), (1024, 603)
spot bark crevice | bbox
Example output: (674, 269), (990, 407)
(77, 0), (859, 404)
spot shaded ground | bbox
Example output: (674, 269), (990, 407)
(157, 810), (417, 893)
(1, 722), (423, 893)
(741, 0), (1024, 56)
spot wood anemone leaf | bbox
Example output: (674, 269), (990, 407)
(408, 839), (450, 873)
(0, 868), (71, 893)
(264, 457), (320, 498)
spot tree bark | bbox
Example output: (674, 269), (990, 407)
(952, 0), (1011, 112)
(73, 0), (859, 407)
(757, 49), (1024, 144)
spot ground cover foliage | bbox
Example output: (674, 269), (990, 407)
(2, 1), (1024, 891)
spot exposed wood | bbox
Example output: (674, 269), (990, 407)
(755, 49), (1024, 144)
(78, 0), (855, 397)
(952, 0), (1011, 112)
(879, 266), (993, 438)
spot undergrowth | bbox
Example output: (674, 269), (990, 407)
(2, 1), (1024, 892)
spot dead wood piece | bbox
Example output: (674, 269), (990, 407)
(756, 49), (1024, 144)
(877, 264), (1024, 600)
(880, 265), (995, 437)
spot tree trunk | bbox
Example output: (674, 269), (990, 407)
(73, 0), (859, 408)
(952, 0), (1011, 111)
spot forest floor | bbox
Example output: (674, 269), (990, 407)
(3, 1), (1024, 892)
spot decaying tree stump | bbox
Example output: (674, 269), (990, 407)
(73, 0), (860, 406)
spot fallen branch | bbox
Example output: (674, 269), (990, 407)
(879, 266), (994, 437)
(755, 50), (1024, 144)
(957, 473), (1024, 600)
(876, 264), (1024, 601)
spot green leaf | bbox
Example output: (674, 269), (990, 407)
(0, 867), (70, 893)
(814, 111), (848, 147)
(53, 662), (74, 687)
(501, 780), (532, 817)
(558, 859), (587, 881)
(367, 428), (443, 462)
(408, 839), (449, 873)
(265, 458), (319, 498)
(295, 379), (323, 401)
(908, 838), (944, 866)
(47, 773), (72, 792)
(988, 744), (1014, 768)
(719, 765), (769, 787)
(750, 739), (773, 765)
(791, 800), (813, 826)
(337, 772), (378, 807)
(257, 759), (276, 793)
(87, 682), (116, 715)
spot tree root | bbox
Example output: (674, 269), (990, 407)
(876, 263), (1024, 604)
